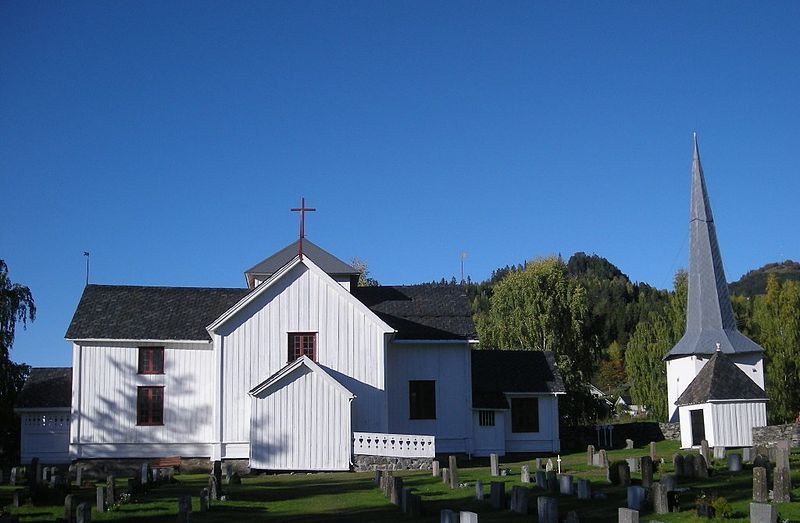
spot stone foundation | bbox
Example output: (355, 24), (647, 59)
(560, 422), (680, 452)
(752, 423), (800, 448)
(658, 422), (681, 441)
(352, 454), (433, 472)
(72, 457), (250, 479)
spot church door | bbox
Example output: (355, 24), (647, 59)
(690, 409), (705, 446)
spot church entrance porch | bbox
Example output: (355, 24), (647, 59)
(690, 409), (705, 446)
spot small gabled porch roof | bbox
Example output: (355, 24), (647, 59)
(248, 356), (355, 400)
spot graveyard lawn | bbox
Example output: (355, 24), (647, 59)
(1, 441), (799, 522)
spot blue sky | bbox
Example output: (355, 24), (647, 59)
(2, 1), (799, 367)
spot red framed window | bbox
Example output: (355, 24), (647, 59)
(288, 333), (316, 362)
(137, 386), (164, 426)
(138, 347), (164, 374)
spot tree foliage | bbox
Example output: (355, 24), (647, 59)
(350, 258), (379, 287)
(752, 275), (800, 423)
(475, 257), (601, 424)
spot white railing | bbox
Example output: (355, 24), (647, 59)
(353, 432), (436, 458)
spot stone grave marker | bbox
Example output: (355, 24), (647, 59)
(625, 438), (634, 449)
(618, 507), (639, 523)
(672, 453), (685, 477)
(391, 477), (404, 505)
(442, 467), (450, 486)
(50, 474), (61, 489)
(490, 453), (499, 476)
(474, 479), (483, 500)
(753, 466), (768, 502)
(592, 452), (601, 467)
(432, 460), (440, 477)
(75, 465), (83, 487)
(684, 454), (697, 478)
(546, 458), (554, 472)
(652, 482), (669, 514)
(618, 462), (631, 486)
(405, 493), (421, 517)
(587, 445), (595, 465)
(700, 439), (711, 465)
(728, 453), (742, 472)
(177, 495), (192, 523)
(577, 478), (591, 500)
(229, 472), (241, 485)
(106, 475), (116, 507)
(713, 446), (725, 460)
(42, 466), (50, 484)
(535, 457), (542, 470)
(742, 447), (754, 462)
(510, 485), (529, 514)
(750, 502), (777, 523)
(660, 474), (677, 492)
(64, 494), (76, 523)
(627, 486), (646, 511)
(535, 470), (546, 489)
(448, 455), (459, 489)
(373, 469), (382, 485)
(31, 457), (41, 486)
(489, 481), (505, 509)
(96, 486), (106, 513)
(440, 509), (458, 523)
(223, 463), (232, 484)
(640, 456), (653, 488)
(775, 440), (791, 471)
(75, 501), (90, 523)
(140, 464), (149, 486)
(126, 478), (137, 494)
(626, 457), (639, 473)
(459, 512), (478, 523)
(208, 474), (220, 501)
(559, 474), (573, 495)
(649, 441), (657, 461)
(546, 471), (558, 494)
(401, 486), (411, 513)
(13, 488), (27, 508)
(694, 454), (709, 479)
(10, 467), (18, 486)
(598, 449), (608, 467)
(564, 510), (579, 523)
(773, 467), (791, 503)
(383, 472), (394, 497)
(199, 488), (209, 512)
(521, 464), (530, 483)
(537, 496), (558, 523)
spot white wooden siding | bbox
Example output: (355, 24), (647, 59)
(679, 403), (713, 448)
(20, 410), (71, 464)
(710, 401), (767, 447)
(503, 395), (560, 454)
(217, 263), (388, 455)
(250, 365), (352, 470)
(472, 411), (506, 457)
(386, 343), (472, 454)
(70, 341), (214, 458)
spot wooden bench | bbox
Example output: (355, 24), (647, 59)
(150, 456), (182, 469)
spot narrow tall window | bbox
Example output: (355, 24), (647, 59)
(409, 380), (436, 420)
(137, 386), (164, 426)
(288, 333), (316, 362)
(511, 397), (539, 433)
(138, 347), (164, 374)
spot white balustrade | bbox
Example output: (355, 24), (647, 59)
(353, 432), (435, 458)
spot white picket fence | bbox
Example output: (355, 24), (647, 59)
(353, 432), (435, 458)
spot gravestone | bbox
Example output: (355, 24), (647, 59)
(10, 467), (18, 486)
(537, 496), (558, 523)
(449, 455), (459, 489)
(626, 457), (639, 473)
(660, 474), (677, 492)
(106, 475), (116, 507)
(391, 477), (404, 505)
(459, 512), (478, 523)
(742, 447), (754, 462)
(31, 457), (41, 486)
(510, 485), (529, 514)
(96, 486), (106, 513)
(640, 456), (653, 488)
(559, 474), (573, 495)
(625, 438), (634, 449)
(490, 453), (499, 476)
(535, 470), (547, 489)
(546, 458), (554, 472)
(627, 486), (646, 511)
(773, 467), (791, 503)
(618, 507), (639, 523)
(42, 466), (50, 483)
(223, 463), (232, 483)
(126, 478), (137, 494)
(672, 454), (685, 477)
(577, 478), (591, 500)
(489, 481), (505, 509)
(598, 449), (608, 467)
(535, 457), (542, 470)
(592, 452), (601, 467)
(618, 462), (631, 486)
(373, 469), (382, 485)
(77, 502), (91, 523)
(752, 466), (768, 503)
(75, 465), (83, 487)
(51, 474), (64, 489)
(753, 454), (772, 479)
(405, 493), (421, 517)
(521, 464), (531, 483)
(440, 509), (458, 523)
(649, 441), (657, 461)
(432, 460), (440, 477)
(587, 445), (595, 465)
(750, 502), (777, 523)
(684, 454), (697, 478)
(652, 482), (669, 514)
(700, 440), (711, 465)
(199, 488), (209, 512)
(13, 489), (27, 508)
(694, 454), (709, 479)
(383, 471), (394, 497)
(140, 464), (149, 486)
(546, 471), (558, 494)
(474, 479), (483, 500)
(775, 440), (791, 471)
(229, 472), (241, 485)
(442, 467), (450, 486)
(178, 495), (192, 523)
(64, 494), (76, 523)
(208, 474), (219, 501)
(401, 486), (411, 513)
(565, 510), (580, 523)
(728, 453), (742, 472)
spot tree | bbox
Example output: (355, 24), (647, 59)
(0, 260), (35, 464)
(752, 275), (800, 424)
(476, 257), (601, 424)
(350, 258), (379, 287)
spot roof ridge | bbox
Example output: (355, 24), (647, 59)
(86, 284), (248, 291)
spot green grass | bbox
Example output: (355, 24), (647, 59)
(2, 441), (799, 522)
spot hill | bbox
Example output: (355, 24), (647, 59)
(729, 260), (800, 297)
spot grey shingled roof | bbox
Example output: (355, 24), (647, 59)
(65, 285), (249, 341)
(244, 239), (359, 279)
(352, 284), (476, 340)
(675, 351), (767, 406)
(471, 350), (565, 409)
(666, 135), (764, 360)
(15, 368), (72, 409)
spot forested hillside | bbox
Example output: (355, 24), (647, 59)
(728, 260), (800, 297)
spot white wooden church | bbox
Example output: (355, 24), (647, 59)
(665, 135), (768, 449)
(16, 224), (565, 468)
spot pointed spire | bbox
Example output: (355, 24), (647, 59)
(685, 134), (737, 333)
